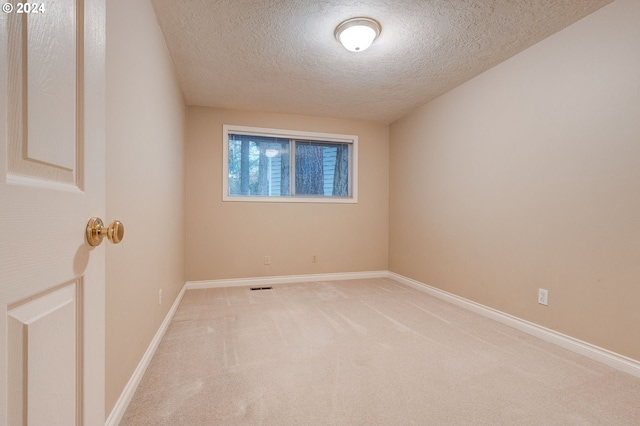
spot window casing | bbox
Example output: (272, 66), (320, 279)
(223, 125), (358, 203)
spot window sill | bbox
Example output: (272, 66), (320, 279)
(222, 195), (358, 204)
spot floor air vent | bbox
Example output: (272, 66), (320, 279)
(250, 286), (273, 291)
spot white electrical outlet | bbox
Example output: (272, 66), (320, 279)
(159, 288), (163, 305)
(264, 256), (271, 265)
(538, 288), (548, 306)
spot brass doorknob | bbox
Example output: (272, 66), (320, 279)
(86, 217), (125, 246)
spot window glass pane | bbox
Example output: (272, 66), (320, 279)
(224, 126), (356, 203)
(295, 140), (349, 197)
(228, 134), (290, 196)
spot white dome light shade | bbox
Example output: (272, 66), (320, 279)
(335, 18), (381, 52)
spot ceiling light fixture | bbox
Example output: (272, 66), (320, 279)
(335, 17), (381, 52)
(265, 148), (279, 158)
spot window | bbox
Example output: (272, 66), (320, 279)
(223, 125), (358, 203)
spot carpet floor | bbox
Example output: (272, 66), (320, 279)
(120, 278), (640, 425)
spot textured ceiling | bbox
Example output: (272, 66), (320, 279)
(150, 0), (613, 124)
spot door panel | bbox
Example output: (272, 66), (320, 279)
(0, 0), (105, 424)
(8, 282), (79, 425)
(7, 0), (81, 185)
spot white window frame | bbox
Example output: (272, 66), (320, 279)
(223, 125), (358, 203)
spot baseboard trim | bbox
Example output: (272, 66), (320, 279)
(388, 272), (640, 379)
(186, 270), (389, 290)
(105, 284), (188, 426)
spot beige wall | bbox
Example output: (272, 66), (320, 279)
(105, 0), (186, 416)
(390, 0), (640, 361)
(186, 107), (389, 281)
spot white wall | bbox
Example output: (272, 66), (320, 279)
(105, 0), (186, 416)
(390, 0), (640, 361)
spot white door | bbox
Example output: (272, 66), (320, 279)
(0, 0), (106, 425)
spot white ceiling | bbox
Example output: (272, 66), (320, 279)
(150, 0), (613, 124)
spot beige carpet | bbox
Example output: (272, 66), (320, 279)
(121, 278), (640, 425)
